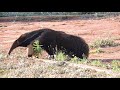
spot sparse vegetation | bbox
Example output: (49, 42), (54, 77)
(90, 48), (104, 54)
(71, 56), (79, 63)
(0, 46), (120, 78)
(0, 40), (120, 78)
(55, 52), (120, 73)
(95, 48), (104, 53)
(90, 60), (106, 68)
(90, 38), (120, 48)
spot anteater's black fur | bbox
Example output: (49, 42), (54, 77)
(8, 28), (89, 59)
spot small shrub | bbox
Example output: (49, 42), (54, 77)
(79, 58), (88, 64)
(55, 51), (67, 61)
(71, 56), (79, 63)
(70, 55), (89, 64)
(90, 38), (119, 48)
(33, 40), (43, 58)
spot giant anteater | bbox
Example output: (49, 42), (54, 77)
(8, 28), (89, 59)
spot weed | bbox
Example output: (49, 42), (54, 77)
(55, 51), (67, 61)
(70, 55), (89, 64)
(33, 40), (43, 58)
(71, 56), (79, 63)
(90, 38), (119, 48)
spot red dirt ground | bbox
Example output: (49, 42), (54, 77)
(1, 16), (120, 62)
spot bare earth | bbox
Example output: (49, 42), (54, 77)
(1, 16), (120, 61)
(0, 16), (120, 78)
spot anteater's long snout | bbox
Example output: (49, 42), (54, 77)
(8, 40), (19, 55)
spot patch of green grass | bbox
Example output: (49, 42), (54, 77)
(70, 55), (89, 64)
(54, 51), (89, 64)
(55, 51), (67, 61)
(54, 51), (89, 63)
(87, 60), (120, 73)
(71, 56), (79, 63)
(90, 60), (106, 68)
(90, 38), (119, 48)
